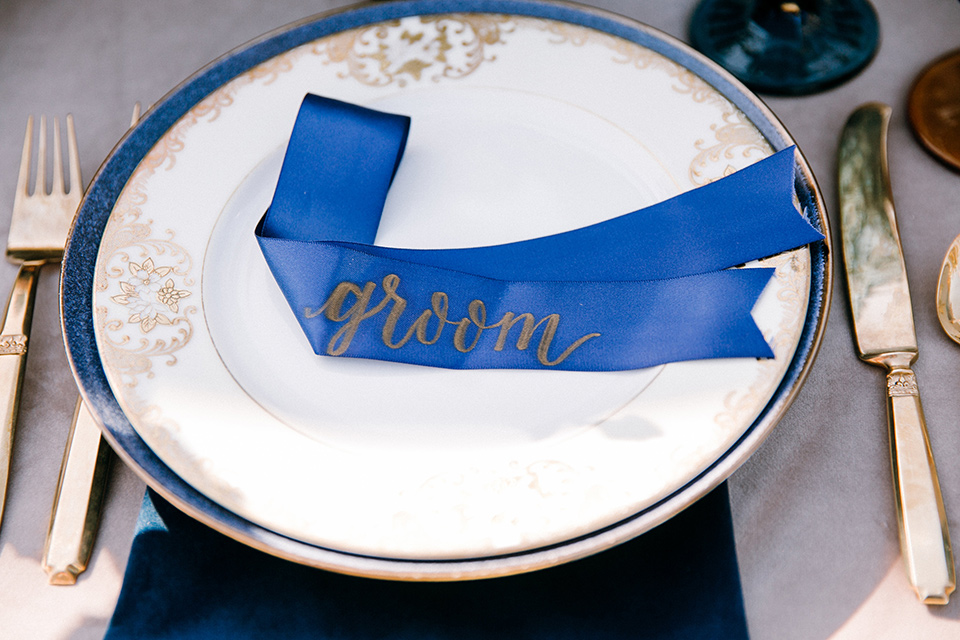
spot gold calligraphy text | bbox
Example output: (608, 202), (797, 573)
(304, 274), (600, 367)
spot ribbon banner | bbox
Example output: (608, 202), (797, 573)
(255, 94), (823, 371)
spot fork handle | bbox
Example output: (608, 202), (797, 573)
(886, 365), (956, 604)
(0, 263), (38, 532)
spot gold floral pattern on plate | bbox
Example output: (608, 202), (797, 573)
(94, 34), (317, 388)
(111, 258), (192, 334)
(536, 20), (729, 107)
(528, 18), (771, 187)
(92, 41), (313, 483)
(314, 14), (513, 87)
(96, 206), (195, 387)
(690, 110), (769, 186)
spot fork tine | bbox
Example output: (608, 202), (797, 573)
(66, 114), (81, 195)
(34, 115), (46, 196)
(15, 116), (33, 196)
(51, 118), (64, 195)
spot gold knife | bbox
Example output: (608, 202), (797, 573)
(838, 102), (955, 604)
(42, 104), (141, 585)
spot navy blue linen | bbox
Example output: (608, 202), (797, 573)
(105, 485), (749, 639)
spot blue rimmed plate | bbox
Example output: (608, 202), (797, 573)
(62, 0), (830, 580)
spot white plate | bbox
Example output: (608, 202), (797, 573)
(64, 0), (830, 579)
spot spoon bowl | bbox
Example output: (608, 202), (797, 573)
(936, 234), (960, 344)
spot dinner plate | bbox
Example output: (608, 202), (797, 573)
(62, 0), (830, 580)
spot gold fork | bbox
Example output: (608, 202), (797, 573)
(43, 105), (141, 585)
(0, 116), (81, 533)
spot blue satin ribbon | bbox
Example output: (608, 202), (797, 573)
(255, 94), (823, 371)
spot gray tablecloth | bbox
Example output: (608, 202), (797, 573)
(1, 0), (959, 638)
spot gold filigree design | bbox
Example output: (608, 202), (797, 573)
(0, 334), (27, 355)
(530, 18), (770, 187)
(313, 14), (514, 87)
(536, 19), (605, 48)
(111, 258), (192, 333)
(535, 19), (732, 110)
(96, 221), (196, 387)
(888, 371), (919, 397)
(94, 42), (313, 388)
(92, 30), (327, 501)
(690, 111), (769, 185)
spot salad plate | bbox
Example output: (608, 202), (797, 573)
(62, 0), (830, 579)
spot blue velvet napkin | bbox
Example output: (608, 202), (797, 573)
(104, 484), (748, 639)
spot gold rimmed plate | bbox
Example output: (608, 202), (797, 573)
(62, 0), (830, 580)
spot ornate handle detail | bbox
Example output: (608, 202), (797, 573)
(887, 369), (919, 397)
(0, 264), (39, 531)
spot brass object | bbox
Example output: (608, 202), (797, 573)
(937, 236), (960, 344)
(838, 102), (955, 604)
(0, 116), (82, 533)
(0, 267), (38, 532)
(908, 50), (960, 172)
(43, 105), (140, 584)
(42, 398), (111, 584)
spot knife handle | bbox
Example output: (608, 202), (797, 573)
(42, 396), (112, 584)
(885, 365), (956, 604)
(0, 263), (39, 533)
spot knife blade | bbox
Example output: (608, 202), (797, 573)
(838, 101), (955, 604)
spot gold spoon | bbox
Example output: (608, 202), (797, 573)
(937, 236), (960, 343)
